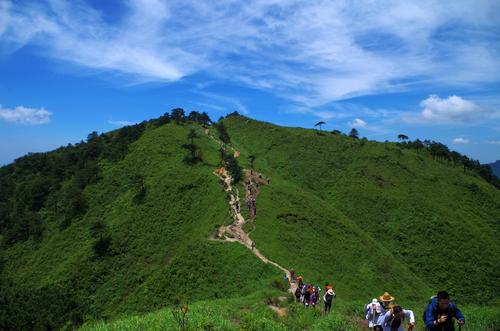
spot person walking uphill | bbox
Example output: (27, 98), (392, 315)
(378, 292), (395, 311)
(424, 291), (465, 331)
(382, 305), (415, 331)
(323, 288), (335, 314)
(366, 298), (383, 330)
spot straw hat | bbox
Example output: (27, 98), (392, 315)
(378, 292), (395, 302)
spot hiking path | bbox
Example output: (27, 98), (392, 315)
(205, 128), (297, 295)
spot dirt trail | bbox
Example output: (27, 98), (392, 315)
(205, 128), (297, 294)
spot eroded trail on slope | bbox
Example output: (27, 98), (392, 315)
(205, 129), (296, 294)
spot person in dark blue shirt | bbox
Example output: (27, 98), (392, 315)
(424, 291), (465, 331)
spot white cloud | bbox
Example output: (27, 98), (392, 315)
(403, 95), (496, 124)
(453, 137), (469, 144)
(487, 140), (500, 145)
(108, 119), (136, 127)
(1, 0), (499, 106)
(348, 118), (367, 128)
(421, 95), (479, 121)
(0, 105), (52, 125)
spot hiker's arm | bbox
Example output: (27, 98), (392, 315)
(424, 305), (436, 328)
(382, 311), (391, 324)
(404, 309), (415, 325)
(454, 304), (465, 324)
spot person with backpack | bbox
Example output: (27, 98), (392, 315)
(365, 298), (383, 330)
(382, 305), (415, 331)
(304, 284), (312, 307)
(310, 287), (318, 308)
(424, 291), (465, 331)
(300, 283), (307, 304)
(323, 288), (335, 314)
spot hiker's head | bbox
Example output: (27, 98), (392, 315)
(437, 291), (450, 310)
(379, 292), (395, 303)
(392, 305), (403, 318)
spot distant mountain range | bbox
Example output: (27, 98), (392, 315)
(490, 160), (500, 178)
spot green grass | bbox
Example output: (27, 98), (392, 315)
(1, 116), (499, 329)
(223, 115), (500, 304)
(1, 122), (281, 326)
(80, 292), (500, 331)
(80, 291), (364, 331)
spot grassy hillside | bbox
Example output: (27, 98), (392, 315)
(222, 115), (500, 305)
(80, 295), (500, 331)
(0, 119), (280, 329)
(1, 112), (499, 330)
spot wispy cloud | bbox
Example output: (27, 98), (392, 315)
(108, 119), (136, 127)
(453, 137), (470, 144)
(193, 91), (249, 114)
(2, 0), (499, 108)
(0, 105), (52, 125)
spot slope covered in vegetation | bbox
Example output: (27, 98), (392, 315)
(223, 115), (500, 304)
(0, 114), (280, 330)
(1, 111), (499, 330)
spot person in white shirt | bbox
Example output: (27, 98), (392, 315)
(382, 305), (415, 331)
(365, 298), (383, 330)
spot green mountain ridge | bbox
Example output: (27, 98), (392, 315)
(1, 112), (499, 330)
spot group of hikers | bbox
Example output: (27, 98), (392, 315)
(284, 270), (465, 331)
(288, 271), (336, 314)
(244, 170), (270, 219)
(364, 290), (465, 331)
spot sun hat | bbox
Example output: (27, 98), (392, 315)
(378, 292), (395, 302)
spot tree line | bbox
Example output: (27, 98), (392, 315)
(0, 108), (213, 248)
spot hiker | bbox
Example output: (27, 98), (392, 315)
(314, 285), (321, 303)
(297, 276), (304, 289)
(310, 287), (318, 307)
(301, 284), (309, 305)
(378, 292), (395, 311)
(424, 291), (465, 331)
(235, 200), (240, 213)
(365, 298), (383, 330)
(382, 305), (415, 331)
(251, 241), (256, 251)
(323, 288), (335, 314)
(290, 269), (295, 283)
(294, 286), (301, 302)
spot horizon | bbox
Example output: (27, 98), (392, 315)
(1, 0), (499, 165)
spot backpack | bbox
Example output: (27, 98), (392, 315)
(325, 293), (333, 304)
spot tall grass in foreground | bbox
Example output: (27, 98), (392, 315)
(80, 294), (500, 331)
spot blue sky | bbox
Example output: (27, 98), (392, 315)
(1, 0), (499, 165)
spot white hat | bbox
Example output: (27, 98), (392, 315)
(327, 289), (334, 295)
(372, 298), (378, 304)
